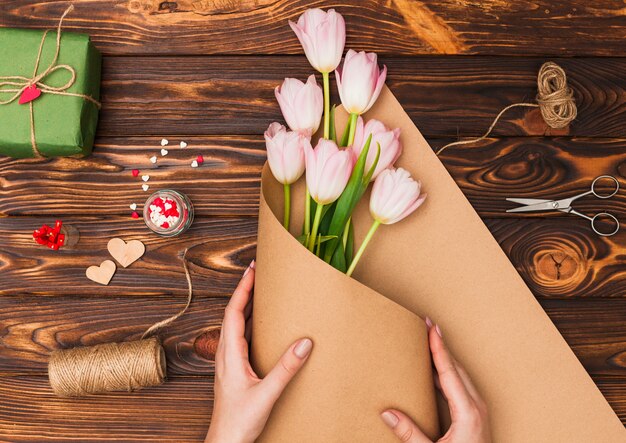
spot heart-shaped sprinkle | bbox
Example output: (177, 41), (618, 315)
(142, 175), (150, 182)
(19, 85), (42, 105)
(132, 169), (140, 177)
(161, 138), (169, 146)
(142, 184), (150, 192)
(130, 203), (137, 210)
(196, 154), (204, 164)
(191, 160), (199, 168)
(131, 211), (140, 219)
(150, 156), (157, 164)
(86, 260), (116, 285)
(107, 238), (146, 268)
(180, 141), (188, 148)
(161, 148), (169, 156)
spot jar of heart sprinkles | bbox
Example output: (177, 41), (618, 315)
(143, 190), (194, 237)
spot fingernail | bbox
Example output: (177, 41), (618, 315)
(294, 338), (313, 358)
(435, 324), (443, 338)
(381, 411), (399, 428)
(250, 259), (256, 269)
(243, 260), (255, 277)
(425, 316), (433, 329)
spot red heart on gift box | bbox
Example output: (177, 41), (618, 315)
(19, 85), (42, 105)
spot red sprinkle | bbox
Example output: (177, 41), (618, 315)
(161, 222), (169, 229)
(132, 169), (140, 177)
(131, 211), (139, 219)
(196, 155), (204, 164)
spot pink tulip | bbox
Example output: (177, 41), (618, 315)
(370, 168), (426, 225)
(305, 139), (353, 205)
(264, 122), (309, 185)
(351, 117), (402, 180)
(336, 50), (387, 115)
(275, 75), (323, 136)
(289, 8), (346, 73)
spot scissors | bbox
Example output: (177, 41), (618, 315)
(506, 175), (620, 237)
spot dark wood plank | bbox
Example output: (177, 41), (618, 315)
(0, 216), (257, 297)
(2, 136), (624, 218)
(2, 1), (626, 56)
(2, 295), (626, 379)
(96, 56), (626, 138)
(0, 375), (213, 442)
(1, 215), (624, 299)
(0, 296), (225, 376)
(0, 136), (266, 217)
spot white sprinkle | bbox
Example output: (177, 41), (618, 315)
(142, 175), (150, 182)
(191, 160), (199, 168)
(142, 184), (150, 192)
(180, 141), (188, 149)
(150, 156), (157, 164)
(130, 203), (137, 211)
(164, 202), (172, 210)
(161, 148), (169, 156)
(161, 139), (169, 146)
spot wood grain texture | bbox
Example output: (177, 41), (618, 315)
(2, 1), (626, 56)
(0, 375), (213, 442)
(2, 136), (625, 218)
(96, 56), (626, 138)
(0, 216), (257, 297)
(1, 295), (625, 378)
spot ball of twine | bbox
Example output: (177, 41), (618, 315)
(48, 249), (193, 397)
(436, 61), (577, 155)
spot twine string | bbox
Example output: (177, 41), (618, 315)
(0, 5), (101, 157)
(49, 249), (194, 397)
(436, 62), (577, 156)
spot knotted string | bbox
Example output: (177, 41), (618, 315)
(49, 249), (195, 397)
(436, 62), (577, 155)
(0, 5), (101, 157)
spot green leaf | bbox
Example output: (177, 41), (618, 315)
(344, 219), (355, 267)
(362, 142), (381, 185)
(329, 105), (336, 142)
(330, 238), (347, 272)
(323, 134), (373, 263)
(339, 115), (352, 147)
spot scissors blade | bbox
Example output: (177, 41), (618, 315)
(506, 200), (560, 213)
(506, 197), (552, 205)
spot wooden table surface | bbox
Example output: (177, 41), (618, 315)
(1, 1), (625, 441)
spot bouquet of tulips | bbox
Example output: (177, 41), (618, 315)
(265, 8), (426, 276)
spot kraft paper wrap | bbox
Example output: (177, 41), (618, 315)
(252, 87), (626, 442)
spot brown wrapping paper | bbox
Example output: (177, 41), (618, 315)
(252, 86), (626, 442)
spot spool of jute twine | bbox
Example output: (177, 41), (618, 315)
(436, 62), (577, 156)
(49, 249), (194, 397)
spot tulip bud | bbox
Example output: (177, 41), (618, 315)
(275, 75), (323, 136)
(336, 50), (387, 115)
(264, 122), (309, 185)
(352, 117), (402, 180)
(370, 168), (426, 225)
(289, 8), (346, 73)
(305, 139), (353, 205)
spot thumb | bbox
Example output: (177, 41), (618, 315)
(260, 338), (313, 402)
(381, 409), (432, 443)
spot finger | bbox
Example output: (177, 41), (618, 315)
(428, 324), (474, 421)
(259, 338), (313, 402)
(453, 358), (486, 409)
(380, 409), (432, 443)
(222, 261), (255, 344)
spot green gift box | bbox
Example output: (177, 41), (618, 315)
(0, 25), (101, 158)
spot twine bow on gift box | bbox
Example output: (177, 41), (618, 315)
(0, 5), (101, 158)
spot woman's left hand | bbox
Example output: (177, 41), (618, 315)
(205, 260), (314, 443)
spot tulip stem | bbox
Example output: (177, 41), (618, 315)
(347, 113), (358, 146)
(308, 203), (324, 252)
(346, 220), (381, 277)
(283, 183), (291, 231)
(322, 71), (331, 139)
(304, 189), (311, 236)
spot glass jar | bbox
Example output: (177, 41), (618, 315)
(143, 190), (194, 237)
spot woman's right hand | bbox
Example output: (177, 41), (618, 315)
(380, 319), (491, 443)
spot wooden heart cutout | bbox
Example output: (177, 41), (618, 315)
(107, 238), (146, 268)
(86, 260), (116, 285)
